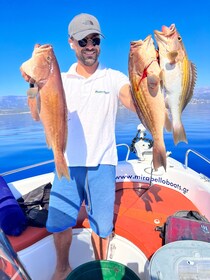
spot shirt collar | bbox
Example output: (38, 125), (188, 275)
(66, 63), (106, 80)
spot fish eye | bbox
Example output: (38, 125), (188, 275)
(46, 56), (51, 61)
(177, 36), (182, 41)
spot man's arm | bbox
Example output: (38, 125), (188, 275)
(119, 84), (136, 112)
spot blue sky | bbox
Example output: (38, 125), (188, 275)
(0, 0), (210, 96)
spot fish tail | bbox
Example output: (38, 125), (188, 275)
(55, 155), (70, 181)
(153, 140), (167, 171)
(173, 122), (188, 145)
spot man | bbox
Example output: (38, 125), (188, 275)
(45, 13), (136, 280)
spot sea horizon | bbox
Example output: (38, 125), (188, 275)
(0, 102), (210, 183)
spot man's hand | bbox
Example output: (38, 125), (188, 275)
(20, 67), (35, 84)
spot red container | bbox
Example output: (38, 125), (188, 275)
(164, 214), (210, 244)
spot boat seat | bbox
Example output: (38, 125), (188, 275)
(7, 226), (51, 252)
(7, 205), (89, 252)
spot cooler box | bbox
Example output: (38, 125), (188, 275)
(149, 240), (210, 279)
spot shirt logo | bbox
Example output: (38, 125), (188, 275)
(82, 20), (94, 26)
(95, 90), (110, 94)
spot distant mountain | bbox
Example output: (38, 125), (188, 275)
(0, 96), (28, 114)
(193, 87), (210, 100)
(0, 87), (210, 114)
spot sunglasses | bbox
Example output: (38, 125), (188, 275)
(78, 37), (101, 48)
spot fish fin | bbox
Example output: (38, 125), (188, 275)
(164, 95), (170, 109)
(190, 62), (197, 87)
(159, 69), (164, 80)
(173, 122), (188, 145)
(153, 140), (167, 171)
(147, 74), (159, 96)
(45, 136), (52, 149)
(159, 70), (166, 91)
(44, 130), (52, 149)
(55, 155), (70, 181)
(27, 97), (40, 121)
(182, 61), (197, 111)
(164, 109), (172, 132)
(27, 88), (41, 121)
(167, 51), (178, 64)
(27, 86), (38, 98)
(36, 92), (41, 115)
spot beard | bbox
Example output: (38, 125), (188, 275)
(76, 48), (100, 66)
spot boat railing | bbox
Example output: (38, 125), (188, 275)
(0, 144), (131, 177)
(185, 149), (210, 169)
(116, 143), (130, 161)
(0, 159), (54, 177)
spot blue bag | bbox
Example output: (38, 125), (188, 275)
(0, 176), (27, 236)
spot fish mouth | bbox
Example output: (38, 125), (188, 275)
(154, 24), (176, 42)
(33, 44), (53, 55)
(130, 35), (152, 50)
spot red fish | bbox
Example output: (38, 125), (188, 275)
(129, 35), (168, 171)
(20, 44), (70, 180)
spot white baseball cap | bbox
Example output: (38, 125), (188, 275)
(68, 13), (104, 40)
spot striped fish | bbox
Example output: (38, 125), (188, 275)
(154, 24), (197, 145)
(129, 35), (168, 171)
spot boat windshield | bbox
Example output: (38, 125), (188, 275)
(0, 229), (31, 280)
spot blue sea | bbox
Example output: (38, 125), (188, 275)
(0, 103), (210, 183)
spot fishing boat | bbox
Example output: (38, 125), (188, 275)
(1, 124), (210, 280)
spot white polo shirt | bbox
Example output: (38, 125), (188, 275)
(62, 63), (129, 167)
